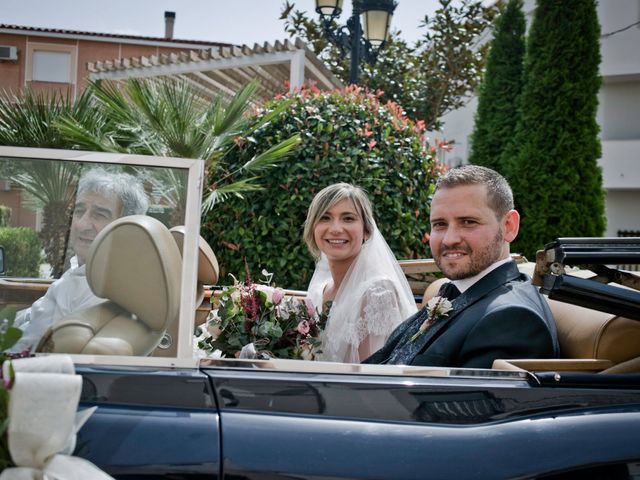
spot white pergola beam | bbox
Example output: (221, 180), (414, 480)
(90, 50), (301, 81)
(289, 49), (305, 90)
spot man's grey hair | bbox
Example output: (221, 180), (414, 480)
(77, 167), (149, 215)
(435, 165), (514, 218)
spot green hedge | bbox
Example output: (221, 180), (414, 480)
(0, 227), (42, 277)
(0, 206), (10, 228)
(202, 86), (439, 290)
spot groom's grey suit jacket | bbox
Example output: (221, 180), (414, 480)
(363, 261), (559, 369)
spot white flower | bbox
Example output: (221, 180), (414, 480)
(230, 289), (241, 303)
(299, 343), (319, 361)
(426, 296), (454, 318)
(411, 296), (454, 342)
(255, 284), (275, 302)
(261, 269), (274, 284)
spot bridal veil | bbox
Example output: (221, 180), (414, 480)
(307, 223), (417, 363)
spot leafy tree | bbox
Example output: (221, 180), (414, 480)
(202, 85), (440, 290)
(281, 0), (503, 129)
(468, 0), (525, 173)
(508, 0), (605, 258)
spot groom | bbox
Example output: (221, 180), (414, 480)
(364, 165), (559, 369)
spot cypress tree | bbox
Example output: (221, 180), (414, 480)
(469, 0), (525, 174)
(508, 0), (605, 258)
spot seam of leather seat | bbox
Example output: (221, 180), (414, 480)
(52, 320), (96, 352)
(593, 315), (617, 359)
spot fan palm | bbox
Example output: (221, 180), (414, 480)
(0, 80), (298, 276)
(56, 78), (299, 215)
(0, 87), (93, 149)
(0, 89), (93, 277)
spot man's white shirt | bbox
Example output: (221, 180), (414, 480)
(12, 265), (104, 352)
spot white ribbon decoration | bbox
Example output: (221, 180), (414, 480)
(0, 356), (114, 480)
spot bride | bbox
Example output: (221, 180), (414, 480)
(304, 183), (417, 363)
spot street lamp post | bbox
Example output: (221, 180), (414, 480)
(315, 0), (397, 85)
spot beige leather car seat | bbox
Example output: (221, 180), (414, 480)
(421, 265), (640, 373)
(169, 225), (219, 306)
(151, 226), (219, 357)
(37, 215), (182, 356)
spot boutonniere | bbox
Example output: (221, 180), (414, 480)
(410, 296), (454, 342)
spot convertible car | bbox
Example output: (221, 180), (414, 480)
(1, 146), (639, 480)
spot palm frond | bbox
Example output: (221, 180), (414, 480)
(201, 177), (264, 214)
(241, 134), (300, 173)
(11, 160), (81, 206)
(211, 81), (260, 134)
(0, 89), (67, 148)
(54, 115), (124, 153)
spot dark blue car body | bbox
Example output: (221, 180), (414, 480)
(76, 360), (640, 479)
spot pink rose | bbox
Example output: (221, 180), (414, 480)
(304, 297), (316, 318)
(271, 288), (285, 306)
(297, 320), (310, 335)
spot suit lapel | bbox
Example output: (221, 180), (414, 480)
(413, 262), (522, 355)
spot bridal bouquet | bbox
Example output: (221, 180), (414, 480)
(197, 271), (327, 360)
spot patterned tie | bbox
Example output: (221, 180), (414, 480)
(439, 282), (461, 301)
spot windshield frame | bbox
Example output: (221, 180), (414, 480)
(0, 145), (204, 366)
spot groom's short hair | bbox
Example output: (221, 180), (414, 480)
(303, 182), (374, 259)
(436, 165), (514, 218)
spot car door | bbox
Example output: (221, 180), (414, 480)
(76, 365), (222, 479)
(203, 360), (640, 480)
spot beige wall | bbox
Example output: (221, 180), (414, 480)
(0, 188), (37, 229)
(0, 33), (26, 93)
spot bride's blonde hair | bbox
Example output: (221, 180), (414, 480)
(303, 182), (375, 259)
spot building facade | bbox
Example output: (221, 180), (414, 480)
(0, 23), (230, 100)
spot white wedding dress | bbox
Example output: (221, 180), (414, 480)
(307, 224), (417, 363)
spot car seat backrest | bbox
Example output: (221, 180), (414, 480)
(517, 262), (640, 367)
(38, 215), (182, 356)
(150, 225), (220, 357)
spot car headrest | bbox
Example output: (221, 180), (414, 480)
(87, 215), (182, 333)
(169, 226), (219, 285)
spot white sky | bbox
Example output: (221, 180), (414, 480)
(1, 0), (441, 46)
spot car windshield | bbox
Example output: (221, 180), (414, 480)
(0, 147), (202, 364)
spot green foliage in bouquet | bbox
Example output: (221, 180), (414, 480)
(202, 85), (440, 290)
(198, 273), (327, 360)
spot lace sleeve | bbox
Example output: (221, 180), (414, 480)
(358, 280), (404, 342)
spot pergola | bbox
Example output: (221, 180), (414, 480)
(88, 38), (343, 102)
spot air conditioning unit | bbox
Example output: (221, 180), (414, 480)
(0, 46), (18, 61)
